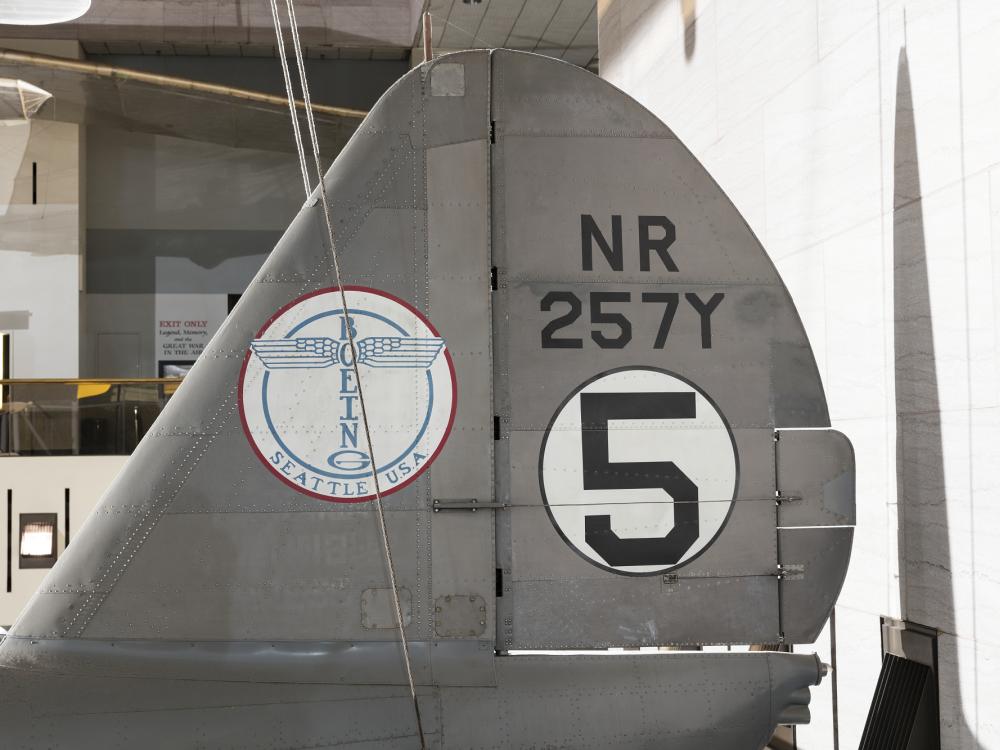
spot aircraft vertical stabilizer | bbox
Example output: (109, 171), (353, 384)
(0, 50), (852, 750)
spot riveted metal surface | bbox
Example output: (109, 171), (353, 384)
(779, 525), (855, 643)
(0, 664), (442, 749)
(434, 594), (488, 638)
(0, 49), (849, 747)
(362, 587), (413, 630)
(0, 650), (819, 749)
(0, 635), (493, 687)
(440, 651), (822, 750)
(777, 428), (857, 527)
(488, 49), (850, 647)
(426, 136), (496, 649)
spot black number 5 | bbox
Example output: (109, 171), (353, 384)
(590, 292), (632, 349)
(580, 392), (699, 567)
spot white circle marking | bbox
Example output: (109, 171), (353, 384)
(541, 368), (737, 574)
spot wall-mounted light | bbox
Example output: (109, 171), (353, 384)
(0, 0), (91, 25)
(19, 513), (57, 569)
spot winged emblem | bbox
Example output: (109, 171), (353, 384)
(250, 336), (445, 370)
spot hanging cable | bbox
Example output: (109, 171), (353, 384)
(266, 0), (310, 198)
(268, 3), (426, 747)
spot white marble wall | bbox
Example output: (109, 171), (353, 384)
(601, 0), (1000, 747)
(0, 120), (82, 378)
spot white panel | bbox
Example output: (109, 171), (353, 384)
(878, 0), (963, 201)
(0, 121), (80, 379)
(960, 2), (1000, 180)
(831, 606), (884, 747)
(0, 0), (91, 25)
(0, 457), (127, 627)
(969, 166), (1000, 410)
(972, 406), (1000, 646)
(836, 416), (896, 619)
(822, 217), (886, 422)
(817, 0), (877, 59)
(0, 122), (29, 216)
(975, 637), (1000, 746)
(763, 22), (881, 258)
(701, 108), (765, 241)
(153, 294), (228, 366)
(715, 0), (818, 137)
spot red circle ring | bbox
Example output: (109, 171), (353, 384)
(237, 285), (458, 503)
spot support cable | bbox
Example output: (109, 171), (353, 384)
(268, 2), (426, 747)
(265, 0), (310, 197)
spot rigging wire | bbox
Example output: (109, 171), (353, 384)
(267, 2), (426, 747)
(438, 16), (490, 49)
(265, 0), (310, 197)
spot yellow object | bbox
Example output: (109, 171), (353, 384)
(77, 383), (112, 400)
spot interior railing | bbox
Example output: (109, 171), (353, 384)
(0, 379), (184, 456)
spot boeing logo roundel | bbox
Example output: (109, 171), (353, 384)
(239, 287), (457, 502)
(539, 367), (738, 575)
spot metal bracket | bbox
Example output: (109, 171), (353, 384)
(881, 617), (938, 669)
(777, 563), (805, 581)
(774, 493), (802, 506)
(433, 498), (508, 512)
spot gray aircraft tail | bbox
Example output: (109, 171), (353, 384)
(0, 49), (852, 750)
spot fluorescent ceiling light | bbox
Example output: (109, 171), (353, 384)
(20, 521), (55, 557)
(0, 0), (91, 25)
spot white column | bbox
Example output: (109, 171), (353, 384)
(0, 41), (83, 378)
